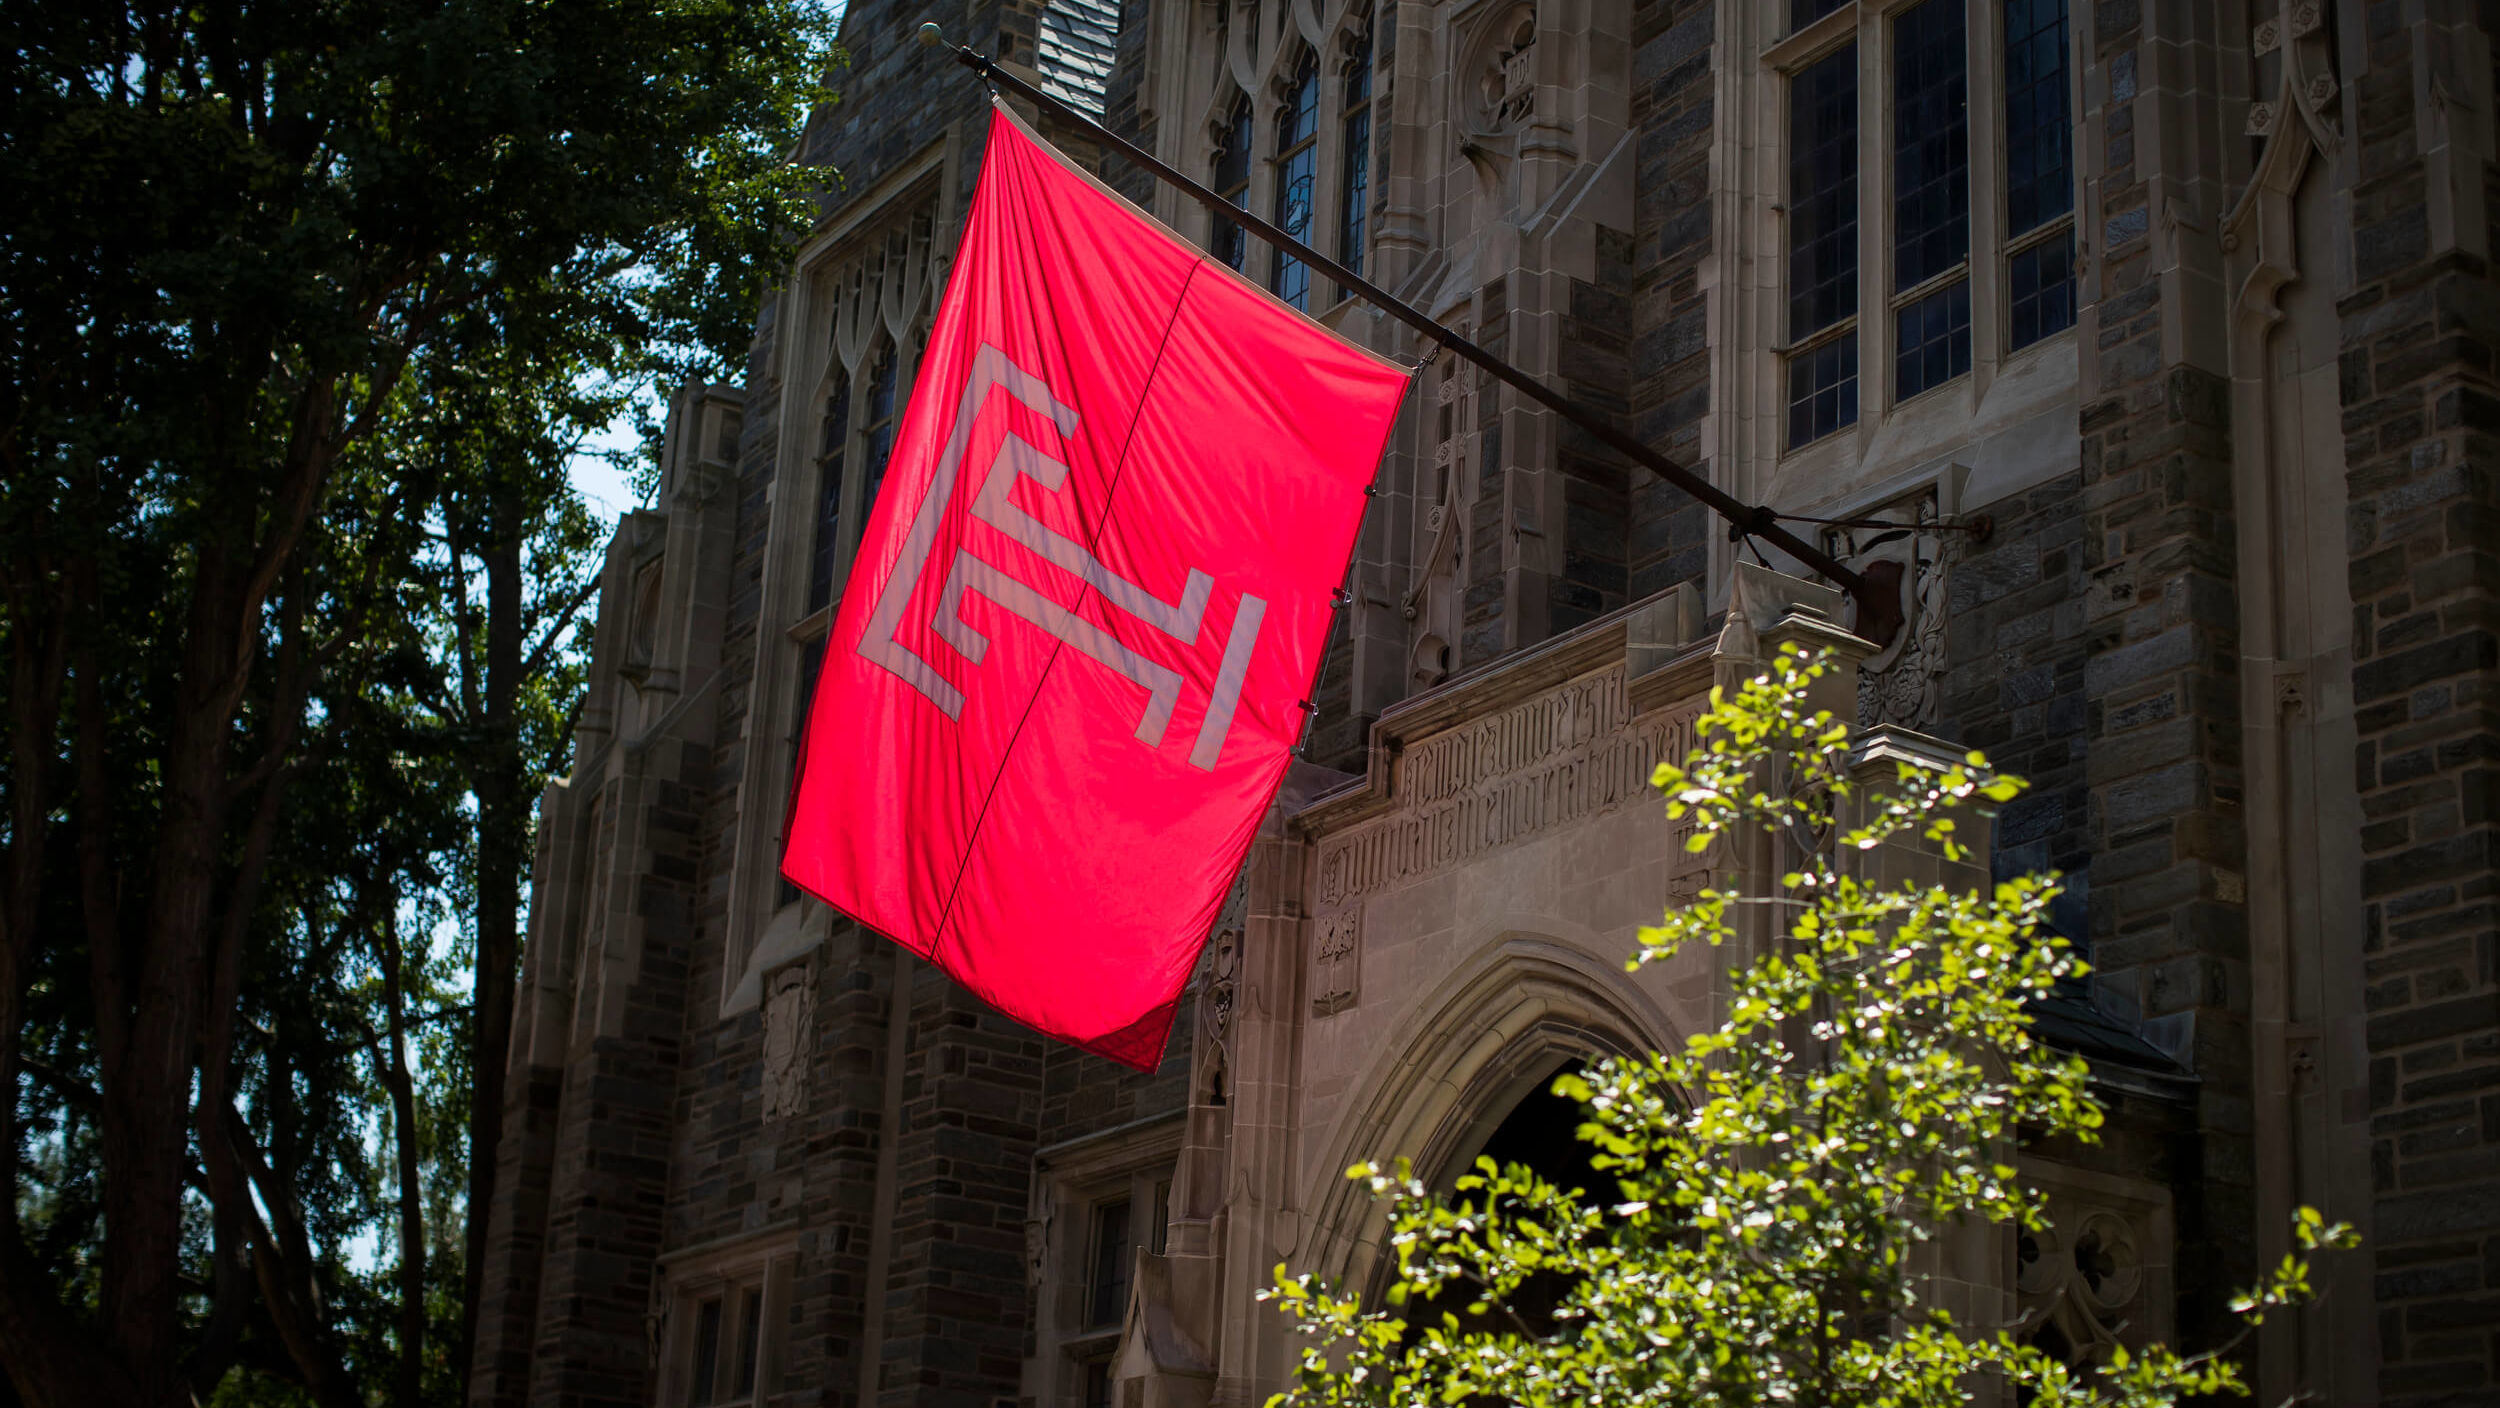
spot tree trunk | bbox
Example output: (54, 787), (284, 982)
(459, 518), (526, 1385)
(0, 559), (68, 1236)
(96, 543), (252, 1404)
(379, 910), (427, 1408)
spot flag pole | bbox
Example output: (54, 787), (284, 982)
(917, 25), (1905, 647)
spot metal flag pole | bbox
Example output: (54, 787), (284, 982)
(916, 25), (1910, 647)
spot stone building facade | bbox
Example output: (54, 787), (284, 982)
(468, 0), (2500, 1403)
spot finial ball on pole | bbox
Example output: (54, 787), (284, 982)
(918, 21), (946, 47)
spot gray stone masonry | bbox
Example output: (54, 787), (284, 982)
(2077, 0), (2255, 1349)
(1625, 0), (1714, 606)
(2337, 0), (2500, 1390)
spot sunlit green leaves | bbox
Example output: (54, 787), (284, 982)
(1261, 649), (2353, 1408)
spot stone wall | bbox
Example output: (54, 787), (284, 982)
(527, 747), (714, 1405)
(1624, 0), (1715, 604)
(2337, 1), (2500, 1385)
(2071, 0), (2258, 1350)
(1942, 470), (2094, 941)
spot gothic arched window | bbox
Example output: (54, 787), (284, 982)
(1337, 31), (1374, 292)
(1271, 51), (1321, 309)
(1211, 94), (1254, 271)
(1777, 0), (2077, 446)
(861, 340), (901, 510)
(807, 371), (852, 613)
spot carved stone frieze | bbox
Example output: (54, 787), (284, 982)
(1311, 664), (1704, 909)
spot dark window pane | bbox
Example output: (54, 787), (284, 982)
(1084, 1359), (1116, 1408)
(777, 642), (827, 908)
(1895, 278), (1972, 397)
(1337, 35), (1372, 293)
(1088, 1199), (1132, 1328)
(690, 1297), (723, 1406)
(862, 343), (901, 509)
(2008, 233), (2076, 348)
(1791, 0), (1848, 27)
(807, 374), (851, 613)
(1212, 95), (1254, 270)
(1787, 335), (1858, 446)
(1787, 43), (1858, 340)
(2004, 0), (2072, 234)
(1892, 0), (1969, 292)
(1271, 53), (1320, 309)
(733, 1286), (762, 1397)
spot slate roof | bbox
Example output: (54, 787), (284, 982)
(1036, 0), (1122, 117)
(2027, 979), (2196, 1101)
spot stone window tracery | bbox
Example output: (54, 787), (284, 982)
(1775, 0), (2079, 446)
(860, 338), (902, 510)
(1271, 51), (1321, 308)
(808, 369), (851, 615)
(1787, 42), (1861, 445)
(1036, 1135), (1179, 1408)
(724, 184), (940, 1005)
(1211, 93), (1255, 270)
(2004, 0), (2076, 349)
(656, 1240), (797, 1407)
(1336, 29), (1373, 291)
(1891, 0), (1972, 399)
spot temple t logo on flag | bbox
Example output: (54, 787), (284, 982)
(781, 102), (1410, 1070)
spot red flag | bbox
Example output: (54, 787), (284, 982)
(781, 103), (1410, 1069)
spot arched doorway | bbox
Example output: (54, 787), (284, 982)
(1400, 1057), (1615, 1340)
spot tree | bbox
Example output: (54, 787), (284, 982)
(1265, 646), (2357, 1407)
(0, 3), (833, 1404)
(368, 328), (616, 1386)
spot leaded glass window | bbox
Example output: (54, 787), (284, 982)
(807, 371), (851, 614)
(1337, 33), (1373, 297)
(2004, 0), (2074, 349)
(1271, 52), (1320, 309)
(1212, 95), (1254, 270)
(861, 342), (900, 509)
(1892, 0), (1969, 399)
(1786, 43), (1858, 446)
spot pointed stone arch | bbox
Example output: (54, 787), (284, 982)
(1295, 933), (1677, 1293)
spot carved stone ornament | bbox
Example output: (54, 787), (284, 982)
(1664, 815), (1719, 908)
(1204, 926), (1241, 1039)
(1404, 359), (1474, 682)
(1460, 4), (1538, 135)
(760, 962), (814, 1122)
(1847, 495), (1956, 732)
(1311, 909), (1360, 1017)
(2246, 100), (2279, 136)
(1486, 11), (1536, 126)
(2016, 1191), (2163, 1366)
